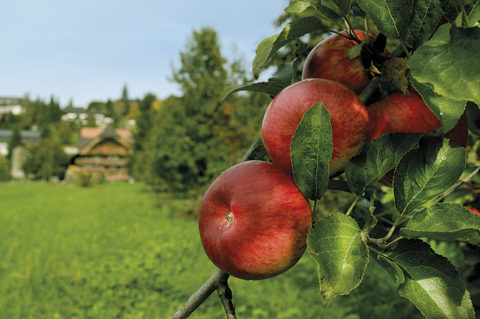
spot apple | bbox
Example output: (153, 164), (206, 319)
(367, 88), (468, 185)
(468, 206), (480, 216)
(262, 78), (369, 175)
(302, 30), (378, 94)
(199, 160), (312, 280)
(367, 87), (468, 147)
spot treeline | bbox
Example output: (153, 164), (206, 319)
(129, 27), (270, 194)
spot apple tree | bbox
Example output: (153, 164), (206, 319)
(171, 1), (480, 318)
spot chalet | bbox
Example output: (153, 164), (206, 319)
(69, 127), (132, 181)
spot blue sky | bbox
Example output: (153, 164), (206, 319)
(0, 1), (286, 106)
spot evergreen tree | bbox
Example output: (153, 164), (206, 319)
(121, 84), (130, 116)
(7, 128), (23, 160)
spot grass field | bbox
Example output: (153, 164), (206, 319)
(0, 182), (421, 319)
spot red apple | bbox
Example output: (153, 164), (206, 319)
(262, 78), (369, 175)
(367, 88), (468, 185)
(302, 30), (376, 94)
(199, 160), (312, 280)
(468, 206), (480, 216)
(368, 88), (467, 147)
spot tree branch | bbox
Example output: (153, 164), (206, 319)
(170, 269), (231, 319)
(217, 274), (237, 319)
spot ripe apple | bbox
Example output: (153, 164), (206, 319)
(199, 160), (312, 280)
(468, 206), (480, 216)
(262, 78), (369, 175)
(367, 88), (467, 147)
(302, 30), (377, 94)
(367, 88), (468, 185)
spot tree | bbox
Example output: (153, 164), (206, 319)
(141, 27), (265, 193)
(23, 138), (69, 180)
(6, 128), (23, 160)
(121, 84), (130, 116)
(130, 93), (157, 181)
(172, 1), (480, 318)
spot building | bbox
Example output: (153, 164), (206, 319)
(0, 96), (23, 117)
(69, 127), (132, 181)
(61, 106), (113, 128)
(0, 129), (41, 179)
(0, 130), (41, 156)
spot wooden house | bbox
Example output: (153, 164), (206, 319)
(70, 127), (132, 181)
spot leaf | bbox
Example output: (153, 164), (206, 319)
(268, 59), (299, 87)
(252, 16), (327, 77)
(394, 137), (466, 215)
(348, 44), (362, 59)
(241, 137), (269, 162)
(345, 133), (422, 195)
(376, 255), (405, 287)
(286, 1), (338, 20)
(408, 24), (480, 105)
(320, 0), (352, 16)
(220, 81), (284, 103)
(291, 103), (332, 200)
(400, 203), (480, 246)
(467, 0), (480, 27)
(307, 213), (369, 304)
(465, 102), (480, 136)
(383, 239), (475, 319)
(412, 80), (466, 133)
(406, 0), (443, 46)
(356, 0), (442, 48)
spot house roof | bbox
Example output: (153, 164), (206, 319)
(0, 130), (41, 144)
(78, 127), (132, 152)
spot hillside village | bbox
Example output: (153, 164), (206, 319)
(0, 91), (144, 183)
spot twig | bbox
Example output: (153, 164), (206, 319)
(434, 166), (480, 204)
(346, 196), (360, 216)
(170, 269), (231, 319)
(217, 275), (237, 319)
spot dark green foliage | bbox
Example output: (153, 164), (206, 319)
(0, 155), (10, 181)
(7, 128), (23, 160)
(23, 138), (69, 180)
(132, 27), (268, 193)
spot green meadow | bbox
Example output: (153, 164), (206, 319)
(0, 183), (420, 319)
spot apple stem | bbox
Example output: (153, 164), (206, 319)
(169, 269), (235, 319)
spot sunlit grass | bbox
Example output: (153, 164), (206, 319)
(0, 182), (420, 319)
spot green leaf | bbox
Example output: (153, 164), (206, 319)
(468, 1), (480, 26)
(320, 0), (352, 16)
(408, 24), (480, 105)
(400, 203), (480, 246)
(307, 213), (369, 304)
(220, 81), (284, 103)
(241, 137), (269, 162)
(375, 255), (405, 287)
(252, 16), (327, 77)
(465, 102), (480, 135)
(286, 1), (337, 20)
(394, 137), (466, 215)
(268, 59), (299, 87)
(345, 133), (422, 195)
(412, 80), (466, 133)
(348, 44), (362, 59)
(383, 239), (475, 319)
(291, 103), (332, 200)
(356, 0), (442, 47)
